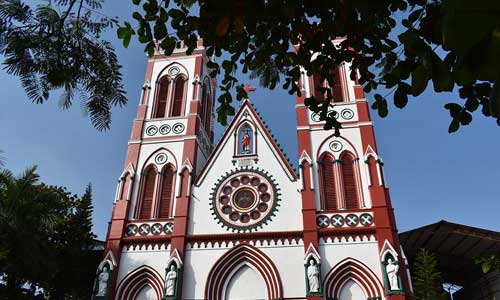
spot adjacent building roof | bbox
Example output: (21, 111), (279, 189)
(399, 220), (500, 285)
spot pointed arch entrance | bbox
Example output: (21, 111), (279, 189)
(323, 258), (384, 300)
(115, 266), (163, 300)
(205, 243), (283, 300)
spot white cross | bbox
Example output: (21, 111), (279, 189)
(346, 215), (358, 226)
(164, 223), (174, 233)
(361, 214), (373, 225)
(152, 224), (163, 234)
(139, 225), (150, 235)
(317, 216), (329, 227)
(331, 215), (344, 227)
(126, 225), (138, 236)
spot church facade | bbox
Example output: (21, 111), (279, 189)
(94, 40), (413, 300)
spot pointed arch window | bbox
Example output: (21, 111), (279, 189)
(200, 82), (207, 125)
(237, 123), (254, 155)
(311, 67), (345, 103)
(120, 173), (131, 201)
(201, 78), (212, 133)
(158, 165), (175, 218)
(153, 76), (170, 118)
(170, 76), (186, 117)
(138, 165), (157, 219)
(332, 66), (344, 103)
(367, 156), (379, 186)
(341, 152), (359, 209)
(312, 74), (326, 102)
(320, 154), (338, 210)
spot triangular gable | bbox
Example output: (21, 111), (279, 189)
(195, 99), (297, 185)
(380, 239), (398, 262)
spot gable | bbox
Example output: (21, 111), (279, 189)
(195, 99), (297, 185)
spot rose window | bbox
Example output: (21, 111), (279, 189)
(210, 169), (279, 231)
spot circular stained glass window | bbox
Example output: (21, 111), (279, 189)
(210, 169), (279, 231)
(233, 188), (257, 211)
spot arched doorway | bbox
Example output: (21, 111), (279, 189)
(134, 285), (158, 300)
(205, 244), (283, 300)
(224, 265), (267, 300)
(338, 279), (367, 300)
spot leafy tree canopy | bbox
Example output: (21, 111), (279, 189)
(0, 167), (99, 299)
(0, 0), (126, 131)
(119, 0), (500, 135)
(475, 254), (500, 274)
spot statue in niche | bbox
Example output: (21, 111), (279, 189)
(307, 259), (320, 293)
(241, 129), (251, 154)
(385, 258), (400, 290)
(164, 264), (177, 296)
(95, 265), (110, 297)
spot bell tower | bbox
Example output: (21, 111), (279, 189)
(101, 39), (215, 300)
(296, 38), (413, 299)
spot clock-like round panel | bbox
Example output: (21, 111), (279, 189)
(210, 169), (280, 232)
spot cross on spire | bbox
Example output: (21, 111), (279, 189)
(244, 82), (256, 99)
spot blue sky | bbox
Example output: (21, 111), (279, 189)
(1, 2), (499, 239)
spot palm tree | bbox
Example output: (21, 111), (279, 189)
(0, 166), (64, 299)
(0, 150), (5, 167)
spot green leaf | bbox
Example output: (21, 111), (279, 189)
(411, 64), (429, 96)
(394, 84), (409, 109)
(132, 0), (141, 4)
(481, 262), (492, 274)
(168, 8), (183, 19)
(132, 12), (143, 21)
(153, 22), (167, 40)
(431, 54), (454, 92)
(448, 118), (460, 133)
(159, 38), (176, 55)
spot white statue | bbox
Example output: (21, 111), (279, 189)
(165, 265), (177, 296)
(307, 260), (320, 293)
(96, 266), (110, 297)
(385, 258), (399, 290)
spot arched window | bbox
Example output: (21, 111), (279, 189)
(367, 156), (379, 186)
(237, 124), (254, 155)
(202, 78), (212, 133)
(158, 165), (174, 218)
(170, 76), (185, 117)
(120, 173), (131, 201)
(332, 66), (344, 103)
(139, 165), (157, 219)
(200, 82), (207, 124)
(312, 74), (326, 102)
(154, 76), (170, 118)
(320, 154), (338, 210)
(341, 152), (359, 209)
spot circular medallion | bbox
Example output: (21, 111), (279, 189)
(164, 222), (174, 233)
(146, 125), (158, 136)
(341, 108), (354, 120)
(233, 188), (257, 212)
(311, 113), (321, 122)
(172, 123), (185, 134)
(210, 169), (279, 232)
(125, 224), (138, 236)
(316, 215), (330, 228)
(155, 153), (167, 165)
(329, 140), (343, 152)
(151, 223), (163, 235)
(345, 214), (359, 227)
(360, 213), (373, 226)
(159, 124), (171, 135)
(139, 224), (150, 235)
(168, 66), (180, 76)
(331, 214), (345, 227)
